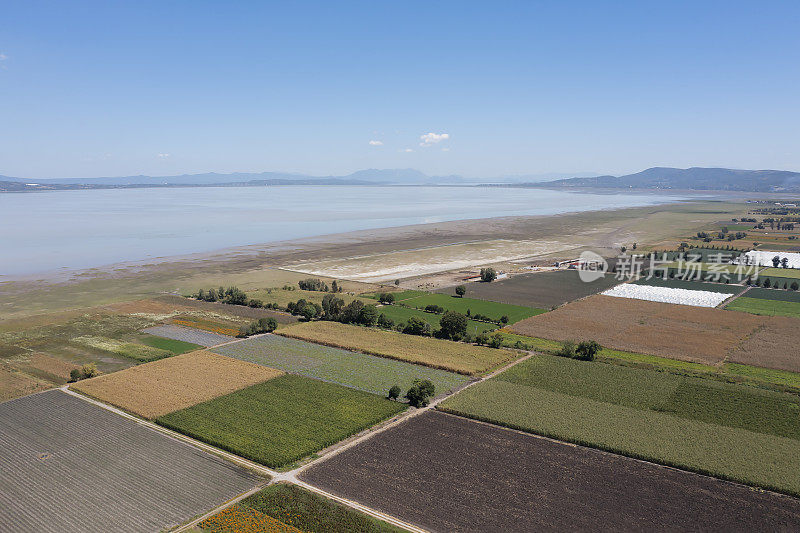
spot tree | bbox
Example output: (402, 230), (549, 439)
(781, 257), (789, 268)
(620, 246), (627, 253)
(764, 278), (772, 288)
(248, 299), (264, 308)
(358, 304), (379, 327)
(489, 333), (504, 348)
(80, 363), (98, 379)
(394, 279), (400, 286)
(480, 267), (497, 282)
(439, 311), (468, 339)
(405, 379), (435, 408)
(197, 288), (205, 300)
(500, 315), (509, 325)
(299, 278), (329, 292)
(301, 304), (317, 321)
(575, 340), (601, 361)
(387, 385), (401, 400)
(791, 282), (799, 291)
(69, 369), (83, 382)
(322, 294), (344, 319)
(773, 256), (781, 268)
(238, 317), (278, 337)
(340, 300), (365, 324)
(403, 316), (431, 336)
(475, 332), (489, 345)
(632, 242), (637, 250)
(379, 293), (395, 304)
(455, 285), (466, 297)
(558, 341), (577, 358)
(331, 280), (340, 293)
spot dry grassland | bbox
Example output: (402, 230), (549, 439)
(509, 295), (764, 365)
(71, 351), (283, 418)
(727, 317), (800, 373)
(277, 321), (519, 375)
(0, 368), (49, 402)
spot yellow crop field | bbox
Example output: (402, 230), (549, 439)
(70, 351), (283, 418)
(277, 321), (519, 375)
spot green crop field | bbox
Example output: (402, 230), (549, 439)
(213, 334), (469, 396)
(157, 375), (405, 469)
(740, 288), (800, 302)
(760, 268), (800, 279)
(398, 293), (544, 323)
(137, 334), (202, 355)
(440, 354), (800, 496)
(203, 483), (405, 533)
(375, 304), (498, 335)
(633, 277), (743, 293)
(362, 290), (428, 302)
(723, 363), (800, 389)
(725, 297), (800, 318)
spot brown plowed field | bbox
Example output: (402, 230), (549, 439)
(727, 316), (800, 372)
(509, 295), (764, 364)
(301, 411), (800, 532)
(70, 351), (282, 418)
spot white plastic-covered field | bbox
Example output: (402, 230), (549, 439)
(602, 284), (731, 307)
(738, 250), (800, 269)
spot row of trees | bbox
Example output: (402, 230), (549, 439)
(237, 318), (278, 337)
(196, 286), (248, 305)
(298, 278), (343, 293)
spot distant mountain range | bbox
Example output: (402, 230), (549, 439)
(527, 167), (800, 193)
(0, 168), (594, 191)
(2, 166), (799, 193)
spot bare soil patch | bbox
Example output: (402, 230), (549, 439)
(71, 350), (282, 418)
(509, 295), (764, 365)
(727, 316), (800, 372)
(302, 411), (800, 533)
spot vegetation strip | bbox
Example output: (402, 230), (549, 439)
(277, 321), (520, 375)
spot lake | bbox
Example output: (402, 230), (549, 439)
(0, 186), (687, 276)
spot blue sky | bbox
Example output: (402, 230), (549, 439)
(1, 1), (798, 178)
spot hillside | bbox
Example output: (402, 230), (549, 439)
(534, 167), (800, 192)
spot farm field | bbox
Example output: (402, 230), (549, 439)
(200, 483), (404, 533)
(440, 380), (800, 496)
(137, 333), (203, 354)
(277, 321), (519, 375)
(509, 294), (764, 365)
(301, 411), (800, 532)
(71, 350), (283, 419)
(363, 289), (428, 302)
(725, 297), (800, 318)
(727, 316), (800, 373)
(70, 335), (173, 362)
(373, 304), (498, 335)
(744, 251), (800, 269)
(437, 270), (620, 309)
(0, 367), (50, 401)
(212, 334), (468, 396)
(143, 324), (233, 347)
(759, 267), (800, 279)
(602, 284), (732, 307)
(245, 287), (373, 310)
(0, 390), (262, 533)
(156, 294), (298, 324)
(633, 276), (744, 293)
(739, 287), (800, 302)
(157, 374), (406, 468)
(387, 292), (543, 323)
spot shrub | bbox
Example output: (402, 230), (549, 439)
(405, 379), (435, 407)
(403, 316), (432, 336)
(475, 332), (490, 346)
(377, 313), (395, 329)
(388, 385), (401, 400)
(80, 363), (99, 379)
(248, 299), (264, 308)
(424, 304), (445, 314)
(378, 293), (395, 304)
(558, 341), (577, 358)
(69, 369), (83, 382)
(575, 340), (601, 361)
(238, 317), (278, 337)
(298, 278), (329, 292)
(500, 315), (509, 325)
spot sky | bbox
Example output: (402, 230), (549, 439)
(1, 1), (799, 179)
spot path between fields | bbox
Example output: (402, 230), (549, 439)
(62, 338), (533, 533)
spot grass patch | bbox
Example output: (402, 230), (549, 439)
(362, 290), (428, 302)
(71, 335), (172, 362)
(440, 371), (800, 497)
(277, 321), (519, 375)
(399, 293), (544, 323)
(725, 297), (800, 318)
(723, 363), (800, 389)
(137, 334), (202, 354)
(760, 267), (800, 280)
(157, 374), (405, 469)
(741, 288), (800, 302)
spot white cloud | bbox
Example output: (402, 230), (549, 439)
(157, 153), (170, 159)
(368, 140), (383, 146)
(441, 147), (450, 152)
(401, 148), (414, 153)
(419, 132), (450, 147)
(0, 54), (7, 61)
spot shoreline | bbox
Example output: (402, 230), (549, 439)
(1, 196), (697, 284)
